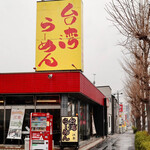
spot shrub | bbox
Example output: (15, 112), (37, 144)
(135, 131), (150, 150)
(132, 126), (137, 134)
(141, 141), (150, 150)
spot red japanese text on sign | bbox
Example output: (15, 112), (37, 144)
(38, 17), (58, 67)
(61, 3), (78, 25)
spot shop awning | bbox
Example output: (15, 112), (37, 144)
(0, 72), (105, 106)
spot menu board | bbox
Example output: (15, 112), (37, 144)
(61, 117), (78, 142)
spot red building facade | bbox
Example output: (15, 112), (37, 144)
(0, 71), (106, 147)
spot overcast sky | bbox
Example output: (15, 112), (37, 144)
(0, 0), (125, 95)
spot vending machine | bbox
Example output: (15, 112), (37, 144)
(29, 112), (53, 150)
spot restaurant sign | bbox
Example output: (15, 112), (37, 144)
(61, 117), (78, 142)
(35, 0), (83, 71)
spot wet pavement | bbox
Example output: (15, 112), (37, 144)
(91, 127), (135, 150)
(112, 128), (135, 150)
(0, 129), (135, 150)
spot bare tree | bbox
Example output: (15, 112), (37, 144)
(106, 0), (150, 42)
(106, 0), (150, 133)
(124, 77), (142, 130)
(123, 40), (149, 130)
(122, 41), (147, 130)
(124, 73), (146, 130)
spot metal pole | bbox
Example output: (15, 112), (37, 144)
(3, 96), (6, 144)
(93, 74), (96, 85)
(34, 95), (36, 112)
(117, 91), (119, 104)
(78, 100), (80, 147)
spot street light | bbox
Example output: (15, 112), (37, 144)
(93, 74), (96, 85)
(113, 91), (123, 104)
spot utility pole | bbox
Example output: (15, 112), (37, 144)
(93, 74), (96, 85)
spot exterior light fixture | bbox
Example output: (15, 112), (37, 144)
(72, 64), (77, 70)
(93, 74), (96, 85)
(48, 74), (53, 79)
(37, 100), (57, 103)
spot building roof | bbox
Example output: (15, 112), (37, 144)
(97, 85), (112, 90)
(0, 71), (105, 106)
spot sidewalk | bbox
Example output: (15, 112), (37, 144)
(54, 136), (106, 150)
(90, 133), (119, 150)
(0, 145), (23, 150)
(79, 136), (106, 150)
(0, 129), (135, 150)
(113, 128), (135, 150)
(0, 136), (106, 150)
(91, 128), (135, 150)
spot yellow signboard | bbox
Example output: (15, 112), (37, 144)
(61, 117), (78, 142)
(35, 0), (83, 71)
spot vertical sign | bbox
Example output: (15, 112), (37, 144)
(61, 117), (78, 142)
(119, 104), (123, 112)
(36, 0), (83, 71)
(7, 107), (25, 139)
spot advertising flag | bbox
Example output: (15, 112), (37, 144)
(7, 107), (25, 139)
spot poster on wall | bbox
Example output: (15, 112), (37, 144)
(35, 0), (83, 71)
(61, 116), (78, 142)
(7, 107), (25, 139)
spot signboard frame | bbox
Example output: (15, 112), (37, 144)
(35, 0), (83, 72)
(61, 116), (79, 149)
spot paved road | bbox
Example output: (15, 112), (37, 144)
(112, 129), (135, 150)
(91, 128), (135, 150)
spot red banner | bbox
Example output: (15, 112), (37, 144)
(119, 104), (123, 112)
